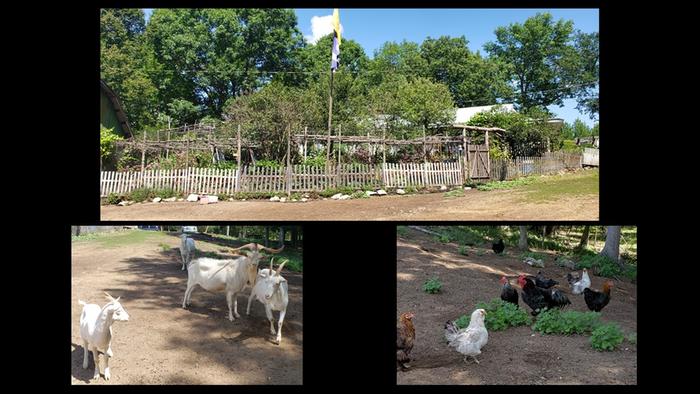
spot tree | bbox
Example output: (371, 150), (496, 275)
(146, 9), (305, 118)
(599, 226), (622, 266)
(570, 31), (599, 120)
(518, 226), (529, 250)
(420, 36), (510, 107)
(484, 13), (577, 111)
(398, 77), (455, 131)
(578, 225), (591, 249)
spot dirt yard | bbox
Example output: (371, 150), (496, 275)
(101, 171), (598, 220)
(396, 227), (636, 385)
(71, 230), (302, 385)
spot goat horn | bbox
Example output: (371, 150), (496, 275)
(230, 243), (257, 253)
(275, 260), (288, 276)
(270, 256), (274, 272)
(104, 292), (115, 301)
(259, 244), (284, 254)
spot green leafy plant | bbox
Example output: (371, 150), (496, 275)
(301, 154), (328, 167)
(351, 190), (369, 199)
(253, 160), (282, 168)
(397, 226), (409, 237)
(520, 251), (546, 261)
(159, 243), (170, 252)
(476, 249), (485, 256)
(626, 332), (637, 345)
(458, 245), (469, 256)
(100, 125), (123, 159)
(455, 299), (532, 331)
(107, 193), (122, 205)
(319, 187), (355, 198)
(423, 277), (442, 294)
(126, 187), (179, 202)
(590, 323), (625, 351)
(477, 176), (536, 191)
(532, 309), (601, 335)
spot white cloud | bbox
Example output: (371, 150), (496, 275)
(304, 14), (343, 44)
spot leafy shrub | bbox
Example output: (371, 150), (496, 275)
(590, 323), (625, 351)
(433, 234), (450, 244)
(107, 193), (122, 205)
(520, 251), (546, 261)
(532, 309), (601, 335)
(302, 155), (327, 167)
(456, 299), (532, 331)
(423, 277), (442, 294)
(159, 243), (170, 252)
(577, 254), (636, 280)
(627, 332), (637, 345)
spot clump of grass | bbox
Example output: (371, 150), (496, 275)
(423, 277), (442, 294)
(443, 189), (464, 198)
(458, 245), (469, 256)
(351, 190), (369, 199)
(158, 243), (170, 252)
(520, 251), (546, 261)
(477, 177), (536, 191)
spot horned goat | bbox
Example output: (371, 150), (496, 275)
(78, 292), (130, 381)
(180, 234), (196, 270)
(182, 243), (284, 321)
(247, 258), (290, 344)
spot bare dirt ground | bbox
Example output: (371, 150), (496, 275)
(101, 188), (598, 221)
(71, 231), (302, 385)
(396, 227), (637, 385)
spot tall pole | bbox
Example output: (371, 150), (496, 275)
(326, 69), (334, 164)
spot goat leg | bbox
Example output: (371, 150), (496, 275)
(227, 292), (235, 321)
(275, 309), (286, 344)
(233, 293), (241, 319)
(92, 349), (101, 380)
(104, 355), (111, 381)
(265, 305), (275, 335)
(82, 341), (89, 369)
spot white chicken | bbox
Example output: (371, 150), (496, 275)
(444, 308), (488, 364)
(571, 268), (591, 294)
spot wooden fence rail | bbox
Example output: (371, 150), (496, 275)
(100, 153), (583, 197)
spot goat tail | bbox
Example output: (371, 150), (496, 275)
(78, 300), (86, 306)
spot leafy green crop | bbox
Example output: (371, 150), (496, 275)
(590, 323), (625, 351)
(532, 309), (601, 335)
(455, 299), (532, 331)
(423, 277), (442, 294)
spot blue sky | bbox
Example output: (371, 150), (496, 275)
(143, 8), (599, 125)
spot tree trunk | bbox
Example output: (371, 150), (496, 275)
(265, 227), (270, 247)
(578, 225), (591, 249)
(518, 226), (528, 251)
(599, 226), (622, 266)
(279, 227), (285, 248)
(226, 226), (230, 237)
(291, 227), (298, 248)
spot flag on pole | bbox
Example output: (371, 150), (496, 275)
(331, 8), (341, 72)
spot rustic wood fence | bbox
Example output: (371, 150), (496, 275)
(101, 152), (583, 197)
(489, 152), (582, 181)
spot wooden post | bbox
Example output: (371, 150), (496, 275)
(462, 128), (469, 183)
(326, 71), (335, 164)
(336, 124), (342, 187)
(237, 124), (242, 169)
(286, 125), (292, 197)
(166, 125), (170, 160)
(186, 136), (190, 168)
(141, 130), (146, 172)
(485, 130), (490, 178)
(303, 126), (308, 161)
(422, 125), (427, 163)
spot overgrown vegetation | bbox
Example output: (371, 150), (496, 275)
(443, 189), (465, 198)
(397, 226), (409, 237)
(423, 277), (443, 294)
(477, 176), (537, 191)
(532, 309), (601, 335)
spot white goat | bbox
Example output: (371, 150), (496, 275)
(182, 243), (284, 321)
(247, 258), (289, 344)
(79, 292), (130, 381)
(180, 234), (196, 270)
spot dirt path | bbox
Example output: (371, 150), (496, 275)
(396, 228), (636, 385)
(71, 232), (302, 385)
(101, 188), (598, 221)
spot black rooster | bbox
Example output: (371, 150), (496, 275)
(584, 281), (613, 312)
(535, 271), (558, 289)
(492, 239), (505, 254)
(517, 275), (548, 316)
(499, 276), (518, 306)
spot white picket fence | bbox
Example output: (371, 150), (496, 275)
(100, 154), (582, 197)
(382, 162), (463, 188)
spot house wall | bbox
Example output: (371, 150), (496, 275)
(100, 89), (126, 136)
